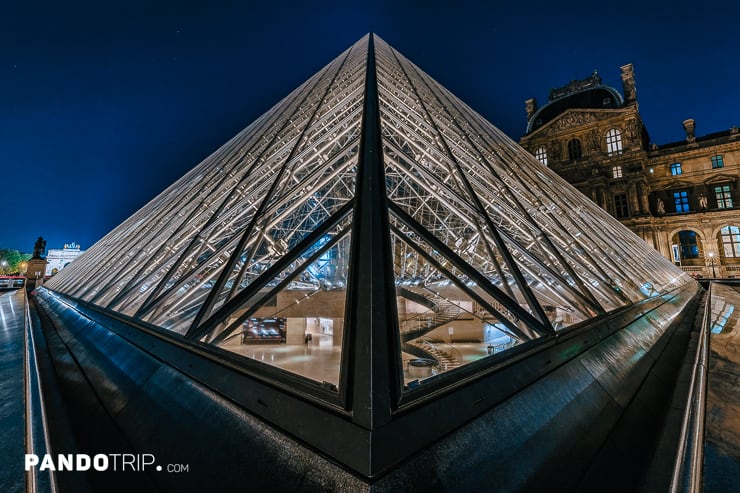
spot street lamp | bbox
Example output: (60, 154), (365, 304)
(0, 260), (7, 274)
(708, 251), (717, 278)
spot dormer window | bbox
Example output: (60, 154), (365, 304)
(606, 128), (623, 156)
(534, 146), (548, 166)
(567, 138), (582, 161)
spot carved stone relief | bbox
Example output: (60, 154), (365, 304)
(548, 112), (597, 134)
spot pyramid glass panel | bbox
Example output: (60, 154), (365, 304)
(391, 229), (528, 385)
(201, 129), (361, 321)
(175, 38), (366, 329)
(212, 231), (352, 387)
(376, 39), (607, 331)
(148, 208), (352, 335)
(57, 65), (329, 304)
(389, 215), (540, 339)
(390, 45), (645, 305)
(43, 33), (694, 395)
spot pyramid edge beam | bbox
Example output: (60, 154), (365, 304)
(343, 33), (403, 429)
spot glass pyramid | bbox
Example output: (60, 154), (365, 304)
(44, 33), (693, 398)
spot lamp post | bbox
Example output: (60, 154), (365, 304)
(708, 251), (717, 278)
(0, 260), (7, 275)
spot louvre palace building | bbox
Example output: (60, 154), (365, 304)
(520, 65), (740, 278)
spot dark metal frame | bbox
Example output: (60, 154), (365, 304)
(38, 280), (699, 478)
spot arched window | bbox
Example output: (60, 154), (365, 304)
(720, 226), (740, 258)
(606, 128), (623, 156)
(567, 138), (582, 161)
(534, 146), (548, 166)
(675, 230), (699, 259)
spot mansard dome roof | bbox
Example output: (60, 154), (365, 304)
(527, 70), (624, 134)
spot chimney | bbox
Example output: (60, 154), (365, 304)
(525, 98), (537, 122)
(620, 63), (637, 105)
(682, 119), (696, 143)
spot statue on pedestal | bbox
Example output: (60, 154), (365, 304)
(26, 236), (49, 289)
(32, 236), (47, 259)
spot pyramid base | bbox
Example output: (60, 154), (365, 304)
(26, 284), (701, 491)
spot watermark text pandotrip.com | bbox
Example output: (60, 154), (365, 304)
(25, 454), (190, 473)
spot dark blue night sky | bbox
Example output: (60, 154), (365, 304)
(2, 0), (738, 253)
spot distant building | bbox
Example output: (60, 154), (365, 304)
(520, 65), (740, 278)
(45, 242), (85, 276)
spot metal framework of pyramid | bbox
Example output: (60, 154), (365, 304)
(45, 34), (693, 401)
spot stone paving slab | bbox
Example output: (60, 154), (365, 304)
(0, 289), (27, 493)
(705, 283), (740, 492)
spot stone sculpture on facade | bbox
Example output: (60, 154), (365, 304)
(656, 198), (665, 215)
(620, 63), (637, 105)
(683, 119), (696, 143)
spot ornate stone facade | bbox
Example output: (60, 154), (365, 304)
(45, 242), (85, 276)
(520, 66), (740, 278)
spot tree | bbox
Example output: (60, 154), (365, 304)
(0, 249), (31, 274)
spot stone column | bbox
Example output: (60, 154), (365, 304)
(605, 191), (615, 216)
(638, 180), (651, 214)
(597, 187), (607, 210)
(702, 235), (720, 277)
(628, 182), (640, 214)
(656, 226), (672, 261)
(590, 188), (598, 204)
(642, 227), (655, 249)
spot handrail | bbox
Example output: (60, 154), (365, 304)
(413, 338), (464, 371)
(24, 289), (57, 493)
(434, 341), (464, 368)
(400, 303), (459, 332)
(670, 282), (710, 493)
(487, 337), (517, 354)
(399, 292), (462, 337)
